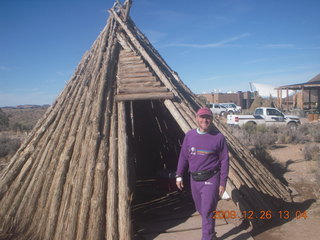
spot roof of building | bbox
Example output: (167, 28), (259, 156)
(277, 73), (320, 89)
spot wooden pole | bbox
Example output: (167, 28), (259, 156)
(123, 0), (132, 22)
(106, 100), (119, 240)
(163, 100), (192, 133)
(118, 102), (132, 240)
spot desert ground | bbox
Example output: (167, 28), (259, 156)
(252, 142), (320, 239)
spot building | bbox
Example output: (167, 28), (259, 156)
(198, 91), (256, 109)
(276, 73), (320, 112)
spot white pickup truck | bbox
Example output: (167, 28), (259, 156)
(227, 107), (301, 128)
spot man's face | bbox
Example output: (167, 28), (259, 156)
(196, 115), (212, 131)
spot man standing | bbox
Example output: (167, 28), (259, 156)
(176, 107), (229, 240)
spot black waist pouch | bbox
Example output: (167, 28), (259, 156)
(191, 169), (219, 182)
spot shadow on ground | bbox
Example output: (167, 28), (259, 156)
(132, 176), (197, 240)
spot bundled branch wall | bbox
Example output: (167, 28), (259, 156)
(0, 16), (121, 240)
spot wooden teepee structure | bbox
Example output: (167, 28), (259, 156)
(0, 1), (291, 239)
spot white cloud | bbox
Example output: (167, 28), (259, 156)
(262, 44), (295, 49)
(165, 33), (251, 48)
(143, 30), (167, 44)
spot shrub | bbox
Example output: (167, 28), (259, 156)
(228, 124), (277, 148)
(277, 127), (305, 144)
(226, 123), (319, 148)
(0, 135), (21, 158)
(9, 122), (31, 132)
(303, 143), (320, 161)
(308, 124), (320, 142)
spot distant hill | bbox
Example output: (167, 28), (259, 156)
(1, 104), (50, 109)
(1, 105), (50, 131)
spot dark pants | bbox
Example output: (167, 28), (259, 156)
(190, 172), (220, 240)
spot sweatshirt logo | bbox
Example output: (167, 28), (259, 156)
(190, 147), (197, 155)
(190, 147), (214, 156)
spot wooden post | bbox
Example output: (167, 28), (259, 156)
(301, 87), (304, 110)
(118, 102), (132, 240)
(308, 89), (312, 110)
(293, 90), (297, 108)
(286, 88), (289, 110)
(279, 89), (283, 109)
(106, 101), (119, 240)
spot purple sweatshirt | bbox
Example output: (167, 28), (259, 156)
(176, 128), (229, 187)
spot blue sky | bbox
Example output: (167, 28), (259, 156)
(1, 0), (319, 107)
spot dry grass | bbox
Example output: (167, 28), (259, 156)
(227, 122), (320, 183)
(303, 143), (320, 161)
(227, 122), (320, 148)
(0, 133), (23, 173)
(0, 106), (47, 172)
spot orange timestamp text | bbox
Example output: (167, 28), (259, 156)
(212, 210), (308, 220)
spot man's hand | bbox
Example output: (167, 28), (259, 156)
(219, 186), (225, 197)
(176, 178), (184, 191)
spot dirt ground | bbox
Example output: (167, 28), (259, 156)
(251, 143), (320, 239)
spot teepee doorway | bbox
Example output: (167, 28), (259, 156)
(123, 100), (185, 202)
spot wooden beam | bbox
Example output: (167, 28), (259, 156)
(119, 76), (156, 81)
(119, 63), (146, 69)
(116, 92), (174, 101)
(119, 81), (161, 88)
(120, 55), (141, 60)
(118, 67), (150, 74)
(119, 57), (142, 63)
(119, 86), (168, 94)
(119, 50), (135, 57)
(119, 76), (157, 84)
(163, 99), (192, 133)
(118, 72), (153, 78)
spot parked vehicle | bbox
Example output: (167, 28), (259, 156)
(220, 103), (242, 114)
(227, 107), (300, 128)
(207, 103), (226, 116)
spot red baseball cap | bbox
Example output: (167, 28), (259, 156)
(196, 107), (213, 117)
